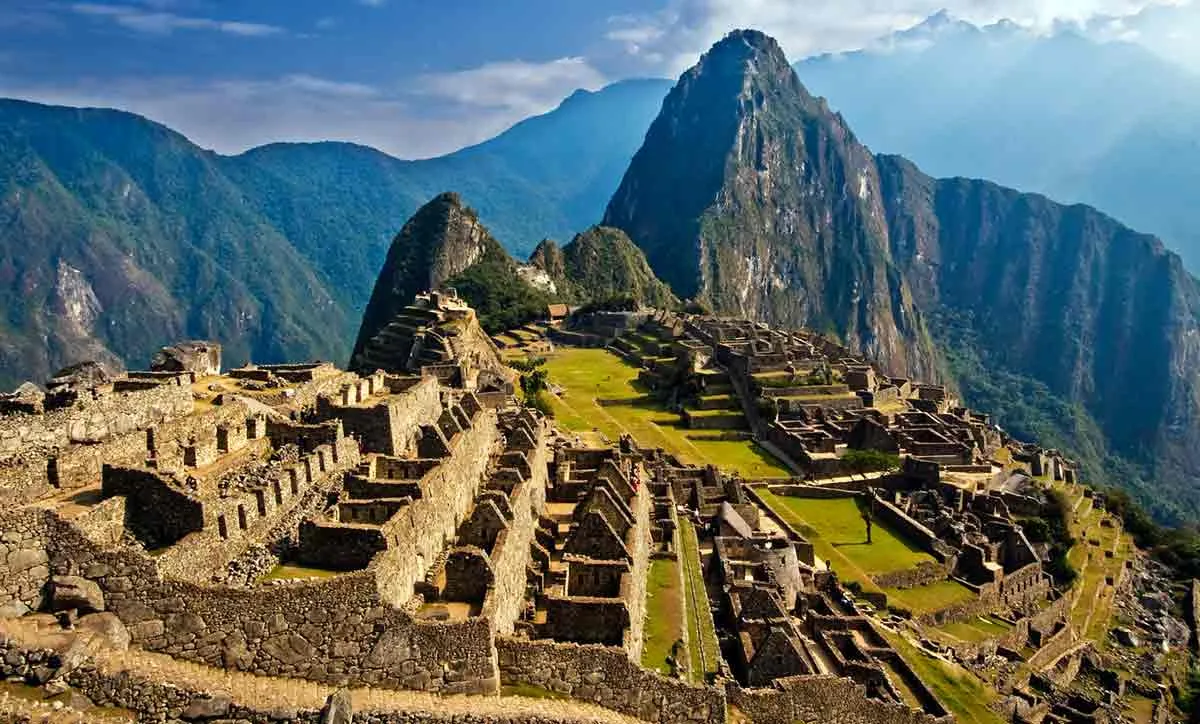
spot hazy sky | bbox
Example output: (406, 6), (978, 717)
(0, 0), (1194, 158)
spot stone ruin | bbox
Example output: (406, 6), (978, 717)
(0, 299), (1145, 724)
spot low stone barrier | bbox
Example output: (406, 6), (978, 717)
(726, 676), (952, 724)
(496, 638), (724, 724)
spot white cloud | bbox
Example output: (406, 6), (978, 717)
(417, 57), (606, 115)
(0, 73), (537, 159)
(70, 2), (284, 37)
(605, 0), (1189, 74)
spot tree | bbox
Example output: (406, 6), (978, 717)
(511, 356), (554, 417)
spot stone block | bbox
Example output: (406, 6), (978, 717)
(49, 575), (105, 613)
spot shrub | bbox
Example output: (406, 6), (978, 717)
(840, 449), (901, 474)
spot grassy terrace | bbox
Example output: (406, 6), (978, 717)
(641, 558), (684, 676)
(881, 630), (1003, 724)
(757, 490), (975, 614)
(679, 519), (720, 681)
(1057, 482), (1131, 643)
(544, 348), (789, 478)
(935, 615), (1014, 644)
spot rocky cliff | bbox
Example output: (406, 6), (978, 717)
(604, 30), (940, 380)
(878, 155), (1200, 521)
(529, 226), (677, 308)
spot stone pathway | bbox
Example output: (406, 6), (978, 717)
(0, 617), (646, 723)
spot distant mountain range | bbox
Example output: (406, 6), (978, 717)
(0, 80), (670, 387)
(797, 12), (1200, 272)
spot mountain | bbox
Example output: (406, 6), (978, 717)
(608, 29), (1200, 523)
(0, 80), (670, 388)
(604, 30), (941, 382)
(529, 226), (678, 308)
(797, 17), (1200, 272)
(0, 100), (350, 386)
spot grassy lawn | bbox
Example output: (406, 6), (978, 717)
(882, 630), (1003, 724)
(641, 558), (684, 675)
(936, 615), (1015, 643)
(543, 348), (790, 478)
(679, 519), (720, 682)
(758, 491), (933, 576)
(758, 490), (976, 614)
(882, 580), (976, 615)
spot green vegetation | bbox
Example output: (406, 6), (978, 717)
(759, 492), (933, 576)
(679, 519), (720, 681)
(543, 348), (789, 478)
(533, 227), (678, 309)
(1041, 488), (1080, 587)
(641, 558), (684, 675)
(935, 616), (1014, 643)
(511, 356), (555, 417)
(758, 490), (978, 614)
(1102, 487), (1200, 581)
(840, 449), (902, 474)
(881, 630), (1003, 724)
(881, 581), (976, 614)
(446, 242), (552, 334)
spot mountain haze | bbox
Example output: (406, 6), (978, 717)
(798, 15), (1200, 272)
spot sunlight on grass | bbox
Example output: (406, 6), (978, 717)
(641, 558), (684, 675)
(543, 348), (789, 478)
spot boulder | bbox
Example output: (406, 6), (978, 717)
(152, 341), (222, 377)
(49, 576), (105, 614)
(182, 691), (233, 720)
(76, 612), (130, 651)
(322, 689), (353, 724)
(46, 361), (117, 392)
(0, 601), (30, 619)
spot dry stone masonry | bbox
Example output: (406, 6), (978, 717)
(0, 295), (1178, 724)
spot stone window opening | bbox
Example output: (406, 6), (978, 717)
(217, 515), (229, 539)
(255, 489), (267, 517)
(237, 504), (248, 530)
(273, 479), (283, 506)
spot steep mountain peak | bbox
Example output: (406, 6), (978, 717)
(350, 192), (494, 363)
(604, 30), (940, 379)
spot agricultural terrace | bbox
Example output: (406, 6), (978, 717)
(756, 490), (975, 614)
(639, 520), (720, 683)
(542, 348), (789, 478)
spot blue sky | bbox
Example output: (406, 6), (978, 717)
(1, 0), (1194, 158)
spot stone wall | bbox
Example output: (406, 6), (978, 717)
(358, 409), (499, 607)
(152, 432), (357, 581)
(480, 431), (549, 634)
(0, 382), (195, 504)
(0, 505), (501, 694)
(626, 467), (652, 659)
(726, 677), (952, 724)
(872, 561), (952, 590)
(315, 376), (441, 456)
(0, 634), (611, 724)
(497, 638), (724, 724)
